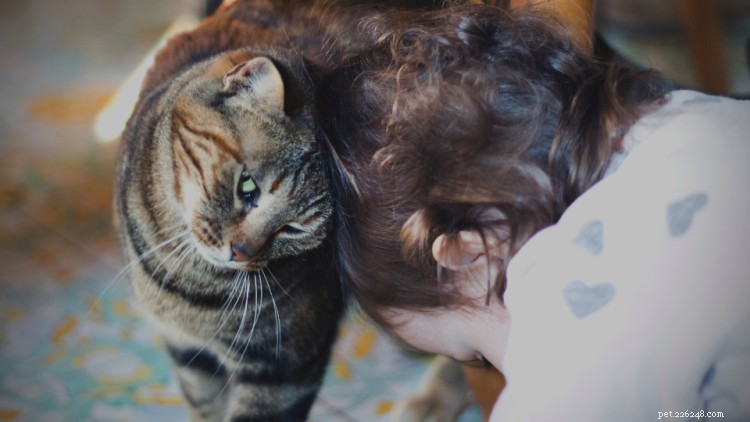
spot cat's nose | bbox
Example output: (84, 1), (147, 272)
(230, 242), (252, 262)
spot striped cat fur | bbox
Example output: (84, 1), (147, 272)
(113, 1), (390, 420)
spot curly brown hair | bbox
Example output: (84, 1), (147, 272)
(319, 2), (673, 329)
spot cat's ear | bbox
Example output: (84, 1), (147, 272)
(223, 56), (284, 113)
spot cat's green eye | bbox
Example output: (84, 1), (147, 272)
(241, 176), (256, 194)
(238, 170), (259, 208)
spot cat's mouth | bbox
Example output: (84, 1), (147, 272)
(193, 245), (268, 272)
(202, 255), (269, 273)
(226, 242), (271, 271)
(227, 259), (268, 272)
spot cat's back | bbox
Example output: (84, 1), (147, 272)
(140, 0), (384, 96)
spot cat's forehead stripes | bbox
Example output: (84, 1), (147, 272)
(172, 119), (207, 183)
(168, 101), (246, 216)
(171, 111), (242, 163)
(268, 169), (286, 195)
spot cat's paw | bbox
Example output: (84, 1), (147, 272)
(391, 393), (469, 422)
(391, 356), (469, 422)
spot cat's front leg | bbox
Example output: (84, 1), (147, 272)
(391, 355), (470, 422)
(166, 341), (230, 422)
(222, 364), (323, 422)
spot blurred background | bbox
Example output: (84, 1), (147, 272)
(0, 0), (748, 421)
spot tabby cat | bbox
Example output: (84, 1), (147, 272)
(114, 1), (356, 420)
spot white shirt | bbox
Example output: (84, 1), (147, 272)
(493, 91), (750, 421)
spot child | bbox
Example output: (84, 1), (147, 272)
(320, 3), (750, 420)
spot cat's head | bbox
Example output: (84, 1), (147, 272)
(152, 49), (333, 271)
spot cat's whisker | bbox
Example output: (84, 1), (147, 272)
(164, 240), (193, 277)
(247, 272), (262, 346)
(262, 269), (282, 361)
(217, 271), (244, 321)
(88, 231), (190, 315)
(321, 32), (339, 67)
(104, 229), (188, 283)
(156, 239), (194, 300)
(209, 272), (246, 397)
(216, 271), (256, 399)
(146, 236), (194, 295)
(227, 273), (263, 384)
(226, 273), (264, 393)
(213, 272), (246, 365)
(183, 271), (244, 373)
(264, 267), (298, 305)
(226, 272), (252, 362)
(231, 272), (263, 366)
(281, 25), (315, 89)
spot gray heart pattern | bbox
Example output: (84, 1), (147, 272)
(667, 193), (708, 237)
(563, 280), (616, 319)
(572, 220), (604, 255)
(559, 192), (707, 319)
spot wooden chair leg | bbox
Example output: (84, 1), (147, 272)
(511, 0), (594, 50)
(678, 0), (729, 94)
(463, 366), (506, 422)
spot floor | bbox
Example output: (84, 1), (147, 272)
(0, 1), (747, 422)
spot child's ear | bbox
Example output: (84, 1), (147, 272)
(432, 230), (507, 272)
